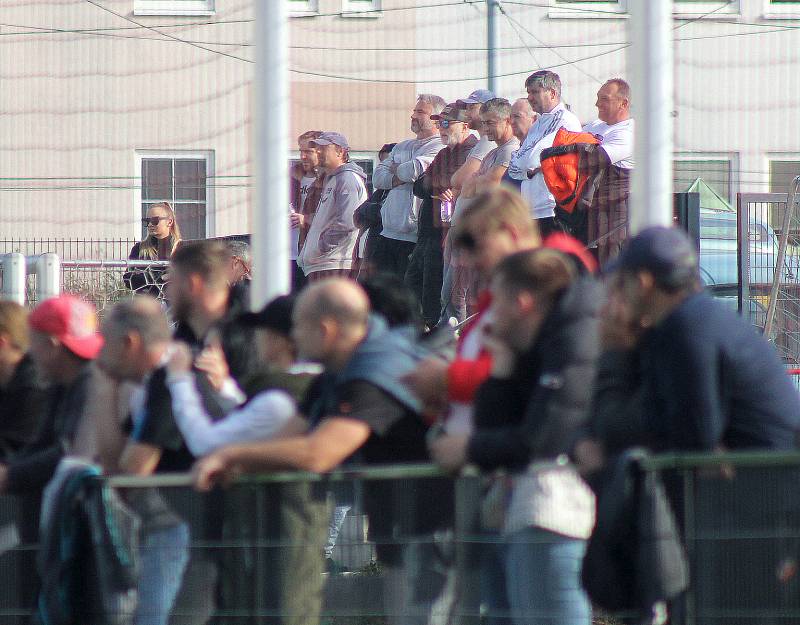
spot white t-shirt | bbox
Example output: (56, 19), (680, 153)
(582, 118), (635, 170)
(507, 102), (582, 220)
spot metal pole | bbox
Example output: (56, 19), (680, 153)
(629, 0), (674, 232)
(487, 0), (498, 94)
(35, 253), (61, 302)
(1, 254), (26, 305)
(252, 0), (290, 310)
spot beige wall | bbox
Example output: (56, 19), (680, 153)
(3, 0), (800, 245)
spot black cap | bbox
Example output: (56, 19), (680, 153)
(236, 294), (296, 337)
(605, 226), (698, 289)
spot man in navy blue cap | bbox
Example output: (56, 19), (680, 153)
(575, 226), (800, 469)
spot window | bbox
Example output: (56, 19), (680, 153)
(765, 0), (800, 18)
(136, 151), (214, 241)
(769, 159), (800, 196)
(549, 0), (628, 18)
(289, 0), (319, 16)
(674, 155), (734, 203)
(341, 0), (382, 16)
(673, 1), (739, 17)
(133, 0), (214, 16)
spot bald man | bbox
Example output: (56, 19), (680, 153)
(194, 278), (427, 482)
(501, 98), (537, 192)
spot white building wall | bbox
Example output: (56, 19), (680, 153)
(2, 0), (800, 246)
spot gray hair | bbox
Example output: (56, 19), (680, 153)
(480, 97), (512, 118)
(604, 78), (630, 101)
(226, 239), (251, 266)
(417, 93), (447, 116)
(512, 98), (534, 115)
(525, 70), (562, 97)
(104, 296), (171, 345)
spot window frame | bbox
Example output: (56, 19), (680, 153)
(134, 150), (216, 241)
(673, 1), (740, 18)
(133, 0), (215, 17)
(764, 0), (800, 19)
(341, 0), (382, 18)
(673, 152), (738, 204)
(767, 154), (800, 197)
(289, 0), (320, 17)
(548, 0), (628, 19)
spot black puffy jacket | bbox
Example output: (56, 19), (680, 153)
(467, 275), (601, 470)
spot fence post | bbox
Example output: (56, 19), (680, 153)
(35, 253), (61, 302)
(1, 254), (26, 305)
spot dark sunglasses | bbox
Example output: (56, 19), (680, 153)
(435, 119), (463, 129)
(142, 216), (169, 226)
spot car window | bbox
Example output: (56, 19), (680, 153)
(700, 217), (736, 240)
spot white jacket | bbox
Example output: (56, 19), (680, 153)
(508, 102), (582, 219)
(373, 135), (444, 243)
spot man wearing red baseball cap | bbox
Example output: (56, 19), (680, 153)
(0, 295), (103, 493)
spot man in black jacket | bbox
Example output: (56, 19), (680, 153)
(430, 248), (599, 625)
(0, 302), (47, 460)
(575, 226), (800, 471)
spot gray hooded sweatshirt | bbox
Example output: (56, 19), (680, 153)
(298, 161), (367, 275)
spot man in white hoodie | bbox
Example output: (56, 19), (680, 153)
(371, 94), (445, 279)
(298, 132), (368, 281)
(507, 70), (582, 237)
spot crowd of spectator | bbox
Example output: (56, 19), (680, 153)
(1, 68), (799, 625)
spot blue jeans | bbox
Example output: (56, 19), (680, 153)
(503, 527), (591, 625)
(134, 522), (190, 625)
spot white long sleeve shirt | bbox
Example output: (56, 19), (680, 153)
(166, 373), (296, 457)
(373, 135), (444, 243)
(507, 102), (582, 219)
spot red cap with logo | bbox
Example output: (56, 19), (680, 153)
(29, 295), (104, 360)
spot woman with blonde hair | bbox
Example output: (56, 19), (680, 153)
(124, 202), (182, 294)
(130, 202), (182, 260)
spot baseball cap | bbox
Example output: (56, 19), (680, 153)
(431, 103), (471, 123)
(237, 294), (296, 337)
(310, 131), (350, 150)
(605, 226), (699, 288)
(457, 89), (495, 105)
(29, 295), (104, 360)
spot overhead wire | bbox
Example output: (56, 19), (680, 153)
(497, 2), (602, 83)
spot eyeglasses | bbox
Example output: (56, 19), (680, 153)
(142, 216), (169, 226)
(435, 119), (463, 129)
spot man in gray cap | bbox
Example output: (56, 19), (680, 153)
(297, 132), (368, 281)
(372, 95), (446, 279)
(438, 89), (496, 324)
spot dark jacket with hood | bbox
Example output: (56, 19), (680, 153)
(468, 276), (602, 469)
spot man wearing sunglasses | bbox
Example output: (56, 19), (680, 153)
(404, 103), (477, 328)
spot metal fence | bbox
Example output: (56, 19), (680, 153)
(0, 258), (169, 313)
(737, 192), (800, 367)
(0, 455), (797, 624)
(0, 239), (137, 261)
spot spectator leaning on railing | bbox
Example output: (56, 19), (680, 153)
(575, 227), (800, 477)
(430, 248), (599, 625)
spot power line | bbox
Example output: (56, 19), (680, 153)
(83, 0), (252, 64)
(498, 2), (602, 83)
